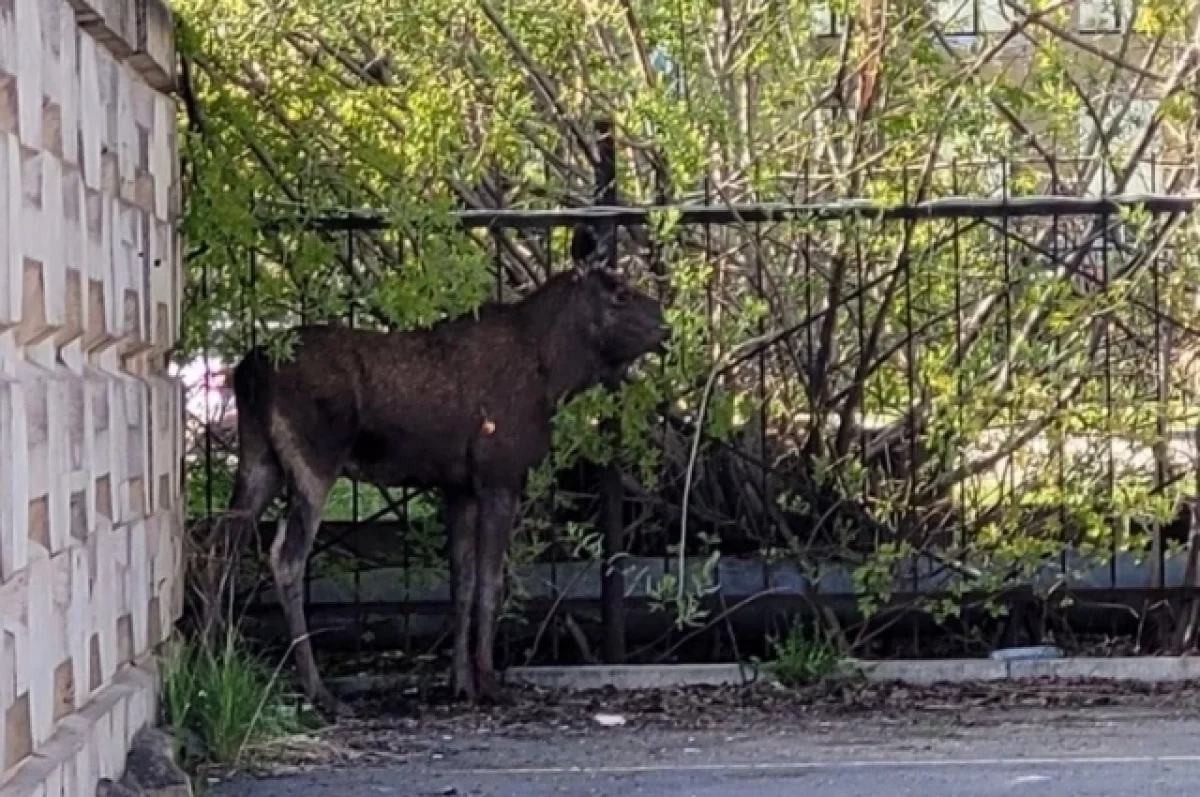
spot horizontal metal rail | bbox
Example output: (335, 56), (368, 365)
(260, 194), (1200, 232)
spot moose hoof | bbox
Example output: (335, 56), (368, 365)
(314, 689), (356, 721)
(477, 690), (513, 708)
(452, 667), (477, 703)
(476, 673), (511, 707)
(451, 682), (477, 704)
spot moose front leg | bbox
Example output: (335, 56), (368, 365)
(474, 488), (519, 703)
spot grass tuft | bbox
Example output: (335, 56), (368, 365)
(769, 623), (843, 689)
(161, 625), (317, 768)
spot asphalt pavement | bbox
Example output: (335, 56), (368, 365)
(214, 757), (1200, 797)
(211, 708), (1200, 797)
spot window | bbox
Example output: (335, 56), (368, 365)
(812, 1), (840, 37)
(649, 46), (683, 97)
(932, 0), (1020, 36)
(976, 0), (1020, 33)
(936, 0), (977, 34)
(933, 0), (1128, 38)
(978, 161), (1006, 197)
(1078, 0), (1130, 33)
(936, 137), (1007, 196)
(1079, 98), (1159, 196)
(1086, 160), (1162, 196)
(811, 104), (842, 161)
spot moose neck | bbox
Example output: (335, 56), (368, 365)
(515, 273), (609, 406)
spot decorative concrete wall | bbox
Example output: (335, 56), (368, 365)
(0, 0), (181, 794)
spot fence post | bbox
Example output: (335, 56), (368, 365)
(594, 118), (626, 663)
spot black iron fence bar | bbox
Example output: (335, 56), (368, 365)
(260, 194), (1200, 232)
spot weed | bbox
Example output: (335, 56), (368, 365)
(161, 626), (316, 768)
(769, 623), (842, 688)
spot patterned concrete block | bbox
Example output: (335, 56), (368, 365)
(147, 219), (172, 353)
(2, 379), (29, 581)
(0, 2), (18, 79)
(77, 38), (102, 192)
(39, 0), (66, 161)
(56, 6), (80, 169)
(4, 692), (31, 774)
(1, 0), (179, 788)
(129, 0), (174, 92)
(0, 133), (19, 328)
(23, 373), (49, 553)
(87, 519), (117, 692)
(0, 379), (13, 582)
(27, 553), (57, 752)
(117, 378), (148, 523)
(15, 0), (43, 149)
(127, 521), (147, 655)
(64, 547), (88, 711)
(72, 0), (137, 60)
(1, 569), (31, 765)
(115, 69), (136, 205)
(147, 377), (175, 512)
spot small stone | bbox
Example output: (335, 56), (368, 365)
(117, 726), (193, 797)
(96, 778), (139, 797)
(593, 713), (626, 727)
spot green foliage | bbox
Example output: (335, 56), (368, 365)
(177, 0), (1200, 640)
(160, 629), (312, 769)
(650, 545), (722, 629)
(769, 623), (843, 689)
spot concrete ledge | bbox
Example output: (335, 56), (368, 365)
(503, 657), (1200, 692)
(505, 663), (766, 692)
(329, 674), (410, 698)
(850, 658), (1009, 684)
(0, 659), (158, 797)
(1006, 656), (1200, 682)
(286, 550), (1195, 609)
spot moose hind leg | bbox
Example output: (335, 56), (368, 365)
(266, 405), (352, 718)
(226, 414), (283, 558)
(447, 491), (479, 701)
(229, 448), (282, 519)
(230, 395), (284, 515)
(474, 488), (519, 703)
(270, 477), (351, 717)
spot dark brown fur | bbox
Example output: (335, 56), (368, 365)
(227, 226), (669, 714)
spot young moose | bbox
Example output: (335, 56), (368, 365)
(227, 225), (670, 715)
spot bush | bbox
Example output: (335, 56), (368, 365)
(161, 627), (313, 768)
(769, 624), (842, 689)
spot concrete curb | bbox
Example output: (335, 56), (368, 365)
(503, 657), (1200, 691)
(505, 663), (767, 691)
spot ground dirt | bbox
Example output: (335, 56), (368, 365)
(202, 677), (1200, 796)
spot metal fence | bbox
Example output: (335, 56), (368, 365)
(184, 126), (1200, 663)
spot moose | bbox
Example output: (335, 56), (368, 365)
(225, 224), (670, 715)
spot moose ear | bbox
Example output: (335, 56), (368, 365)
(570, 224), (614, 272)
(570, 224), (597, 268)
